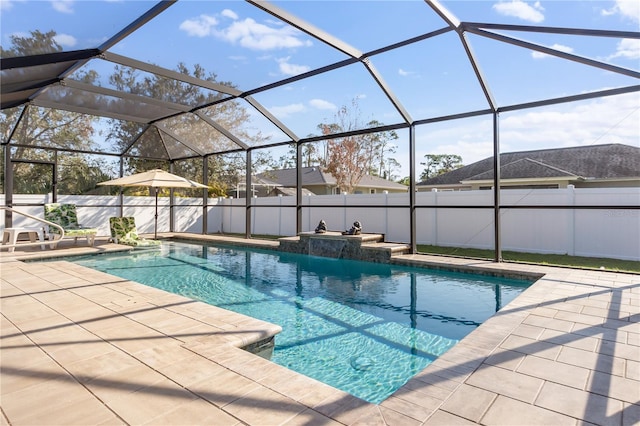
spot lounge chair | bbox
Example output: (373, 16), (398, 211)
(44, 203), (98, 247)
(109, 217), (161, 248)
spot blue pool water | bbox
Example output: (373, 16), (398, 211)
(64, 241), (532, 403)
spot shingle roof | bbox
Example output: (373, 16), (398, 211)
(419, 144), (640, 186)
(257, 167), (407, 190)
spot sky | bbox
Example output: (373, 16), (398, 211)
(1, 0), (639, 178)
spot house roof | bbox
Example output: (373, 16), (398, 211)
(258, 167), (408, 190)
(418, 144), (640, 186)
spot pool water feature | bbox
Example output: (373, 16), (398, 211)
(66, 241), (532, 404)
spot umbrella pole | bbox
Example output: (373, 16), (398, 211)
(155, 188), (158, 240)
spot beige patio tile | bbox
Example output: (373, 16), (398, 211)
(423, 410), (478, 425)
(370, 407), (421, 426)
(523, 315), (574, 332)
(84, 362), (169, 402)
(399, 377), (454, 400)
(131, 339), (191, 368)
(499, 334), (562, 360)
(189, 368), (262, 407)
(411, 369), (464, 392)
(538, 328), (600, 352)
(158, 352), (229, 387)
(105, 378), (200, 425)
(587, 370), (640, 404)
(379, 395), (434, 423)
(295, 381), (348, 408)
(465, 364), (544, 404)
(440, 384), (497, 423)
(601, 318), (640, 334)
(64, 347), (139, 384)
(626, 359), (639, 380)
(598, 340), (640, 361)
(142, 397), (241, 426)
(0, 372), (94, 425)
(560, 345), (625, 376)
(535, 381), (623, 425)
(532, 306), (559, 318)
(511, 323), (545, 340)
(481, 395), (577, 425)
(223, 385), (307, 425)
(622, 402), (640, 426)
(582, 305), (631, 321)
(283, 408), (343, 426)
(0, 335), (52, 370)
(571, 322), (628, 344)
(0, 354), (69, 396)
(483, 348), (526, 370)
(47, 337), (119, 365)
(391, 385), (443, 411)
(554, 310), (605, 326)
(22, 393), (120, 426)
(310, 391), (374, 425)
(516, 354), (590, 389)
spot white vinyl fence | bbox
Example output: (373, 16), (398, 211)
(2, 186), (638, 261)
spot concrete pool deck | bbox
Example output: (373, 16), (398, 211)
(1, 234), (638, 425)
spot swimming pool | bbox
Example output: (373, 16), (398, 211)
(66, 240), (532, 403)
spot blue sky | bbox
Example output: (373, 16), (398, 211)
(1, 0), (638, 177)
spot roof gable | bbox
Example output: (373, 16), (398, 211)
(419, 144), (640, 186)
(258, 167), (407, 190)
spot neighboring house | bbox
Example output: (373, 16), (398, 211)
(417, 144), (640, 191)
(257, 167), (408, 196)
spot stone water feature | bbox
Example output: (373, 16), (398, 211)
(278, 231), (410, 263)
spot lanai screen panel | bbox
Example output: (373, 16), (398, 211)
(106, 1), (348, 93)
(201, 99), (295, 148)
(367, 31), (492, 120)
(157, 113), (241, 156)
(465, 32), (640, 107)
(251, 63), (408, 139)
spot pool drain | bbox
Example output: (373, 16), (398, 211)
(350, 355), (374, 371)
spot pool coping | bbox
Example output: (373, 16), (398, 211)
(1, 234), (638, 425)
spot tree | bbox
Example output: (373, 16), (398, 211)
(107, 63), (268, 196)
(419, 154), (463, 181)
(361, 119), (399, 178)
(319, 99), (401, 193)
(1, 31), (101, 194)
(321, 102), (368, 194)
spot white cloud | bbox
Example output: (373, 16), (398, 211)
(1, 0), (17, 11)
(179, 14), (218, 37)
(309, 99), (336, 110)
(50, 0), (74, 14)
(608, 38), (640, 60)
(221, 9), (238, 20)
(222, 18), (312, 50)
(53, 33), (77, 48)
(492, 0), (544, 23)
(270, 103), (306, 118)
(531, 43), (574, 59)
(602, 0), (640, 23)
(398, 68), (417, 77)
(180, 10), (312, 51)
(277, 57), (310, 76)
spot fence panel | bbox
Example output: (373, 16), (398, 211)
(1, 186), (638, 260)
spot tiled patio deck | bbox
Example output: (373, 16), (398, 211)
(1, 235), (638, 425)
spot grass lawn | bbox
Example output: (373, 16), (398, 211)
(416, 245), (639, 274)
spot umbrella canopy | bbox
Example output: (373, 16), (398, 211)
(98, 169), (208, 239)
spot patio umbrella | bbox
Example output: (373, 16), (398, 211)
(98, 169), (208, 239)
